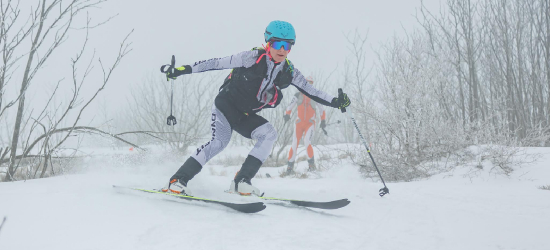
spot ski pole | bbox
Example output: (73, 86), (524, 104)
(338, 88), (389, 197)
(168, 79), (177, 125)
(321, 120), (341, 136)
(0, 216), (6, 235)
(160, 55), (177, 126)
(326, 120), (341, 126)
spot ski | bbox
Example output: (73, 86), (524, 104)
(225, 189), (350, 210)
(113, 185), (266, 213)
(259, 196), (350, 210)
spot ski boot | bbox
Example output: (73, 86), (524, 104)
(229, 173), (262, 196)
(228, 155), (263, 196)
(282, 161), (295, 177)
(307, 158), (317, 172)
(161, 178), (191, 195)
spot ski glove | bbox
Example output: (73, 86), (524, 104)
(320, 120), (326, 129)
(283, 114), (290, 123)
(165, 65), (192, 80)
(331, 92), (351, 110)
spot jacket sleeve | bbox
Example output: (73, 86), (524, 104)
(188, 50), (259, 73)
(290, 68), (336, 107)
(285, 92), (299, 115)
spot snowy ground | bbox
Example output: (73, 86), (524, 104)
(0, 145), (549, 250)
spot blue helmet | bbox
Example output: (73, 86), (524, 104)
(264, 20), (296, 44)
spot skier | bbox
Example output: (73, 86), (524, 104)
(160, 20), (351, 196)
(283, 76), (326, 176)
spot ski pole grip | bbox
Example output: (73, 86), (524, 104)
(160, 55), (177, 73)
(338, 88), (346, 113)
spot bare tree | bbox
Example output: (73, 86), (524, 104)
(0, 0), (35, 117)
(1, 0), (134, 181)
(350, 0), (550, 181)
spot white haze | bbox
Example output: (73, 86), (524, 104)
(3, 0), (441, 127)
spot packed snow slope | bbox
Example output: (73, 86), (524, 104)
(0, 146), (549, 250)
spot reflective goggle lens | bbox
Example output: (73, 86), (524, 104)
(270, 40), (292, 51)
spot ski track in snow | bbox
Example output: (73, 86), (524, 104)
(0, 146), (549, 250)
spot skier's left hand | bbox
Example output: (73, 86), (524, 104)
(320, 120), (326, 129)
(331, 91), (351, 110)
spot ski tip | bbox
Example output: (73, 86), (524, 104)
(336, 199), (351, 209)
(260, 204), (267, 212)
(334, 198), (351, 204)
(238, 202), (266, 213)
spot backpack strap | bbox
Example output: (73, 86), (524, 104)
(283, 58), (294, 77)
(255, 47), (268, 64)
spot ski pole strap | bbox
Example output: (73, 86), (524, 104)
(160, 64), (172, 73)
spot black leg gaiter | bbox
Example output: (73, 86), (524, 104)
(235, 155), (262, 181)
(171, 157), (202, 183)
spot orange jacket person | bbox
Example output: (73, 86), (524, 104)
(283, 76), (326, 175)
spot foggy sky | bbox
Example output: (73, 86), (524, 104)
(3, 0), (441, 125)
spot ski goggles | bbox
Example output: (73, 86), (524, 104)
(270, 40), (293, 51)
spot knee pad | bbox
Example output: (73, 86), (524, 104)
(250, 123), (278, 162)
(251, 123), (278, 144)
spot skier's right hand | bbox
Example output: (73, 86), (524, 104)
(165, 65), (192, 80)
(283, 114), (290, 122)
